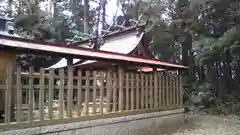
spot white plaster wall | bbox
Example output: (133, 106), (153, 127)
(0, 109), (184, 135)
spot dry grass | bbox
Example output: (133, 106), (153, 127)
(130, 114), (240, 135)
(167, 114), (240, 135)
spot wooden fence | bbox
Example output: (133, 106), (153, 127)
(0, 66), (182, 129)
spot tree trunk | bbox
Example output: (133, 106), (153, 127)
(181, 32), (192, 66)
(223, 50), (233, 94)
(235, 58), (240, 95)
(48, 0), (53, 16)
(94, 1), (102, 49)
(199, 65), (205, 82)
(84, 0), (89, 34)
(101, 0), (107, 30)
(8, 0), (13, 17)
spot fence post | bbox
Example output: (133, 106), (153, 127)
(136, 73), (140, 110)
(149, 73), (153, 108)
(169, 73), (172, 108)
(130, 73), (134, 111)
(154, 70), (158, 109)
(59, 68), (65, 118)
(176, 73), (179, 107)
(166, 72), (169, 109)
(158, 73), (162, 109)
(179, 73), (183, 108)
(83, 70), (90, 115)
(92, 71), (97, 115)
(67, 65), (73, 117)
(16, 66), (22, 122)
(28, 67), (34, 123)
(173, 75), (176, 107)
(5, 65), (13, 123)
(40, 68), (45, 121)
(99, 71), (105, 114)
(112, 72), (117, 112)
(125, 72), (129, 111)
(106, 70), (112, 113)
(118, 67), (123, 112)
(140, 73), (144, 109)
(0, 52), (16, 123)
(162, 73), (166, 109)
(145, 74), (148, 108)
(48, 69), (54, 119)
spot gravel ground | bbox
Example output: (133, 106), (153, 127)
(167, 113), (240, 135)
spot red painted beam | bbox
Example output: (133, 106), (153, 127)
(0, 35), (188, 69)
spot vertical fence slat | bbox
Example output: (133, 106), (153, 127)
(145, 74), (148, 108)
(163, 74), (166, 109)
(166, 73), (170, 108)
(48, 69), (54, 119)
(168, 74), (170, 108)
(99, 71), (104, 115)
(106, 71), (112, 113)
(40, 68), (45, 121)
(125, 73), (129, 111)
(140, 73), (144, 109)
(130, 73), (134, 111)
(83, 70), (90, 115)
(176, 75), (179, 107)
(171, 74), (175, 108)
(136, 73), (140, 110)
(92, 71), (97, 115)
(5, 65), (13, 123)
(113, 72), (117, 112)
(28, 67), (34, 123)
(77, 70), (82, 116)
(118, 68), (123, 112)
(154, 71), (158, 109)
(169, 74), (172, 108)
(158, 73), (162, 109)
(179, 75), (183, 107)
(67, 66), (73, 117)
(59, 69), (64, 119)
(173, 76), (176, 107)
(168, 74), (173, 108)
(16, 66), (22, 122)
(149, 73), (153, 108)
(173, 75), (175, 107)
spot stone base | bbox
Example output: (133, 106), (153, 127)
(0, 109), (184, 135)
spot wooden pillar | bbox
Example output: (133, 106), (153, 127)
(0, 52), (16, 122)
(67, 57), (73, 117)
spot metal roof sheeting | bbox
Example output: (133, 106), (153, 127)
(0, 34), (188, 69)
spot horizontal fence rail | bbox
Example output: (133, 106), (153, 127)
(0, 66), (183, 129)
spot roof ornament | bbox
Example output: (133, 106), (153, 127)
(115, 20), (127, 30)
(66, 29), (97, 48)
(129, 13), (146, 36)
(66, 12), (146, 46)
(101, 23), (114, 36)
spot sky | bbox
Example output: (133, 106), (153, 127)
(105, 0), (122, 24)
